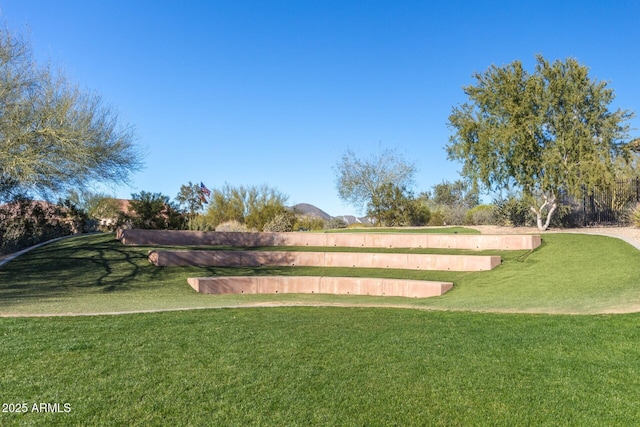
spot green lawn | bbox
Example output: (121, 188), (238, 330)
(1, 308), (639, 426)
(1, 231), (640, 425)
(327, 226), (479, 234)
(1, 231), (639, 315)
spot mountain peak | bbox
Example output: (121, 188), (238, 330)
(291, 203), (333, 221)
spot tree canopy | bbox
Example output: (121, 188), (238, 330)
(126, 191), (185, 230)
(447, 55), (635, 230)
(368, 183), (429, 227)
(0, 27), (143, 201)
(426, 179), (479, 210)
(335, 147), (417, 216)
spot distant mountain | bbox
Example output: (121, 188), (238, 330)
(291, 203), (332, 221)
(290, 203), (372, 225)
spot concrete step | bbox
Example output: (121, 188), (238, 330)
(151, 250), (501, 271)
(187, 276), (453, 298)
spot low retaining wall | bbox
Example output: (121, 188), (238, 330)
(150, 250), (501, 271)
(119, 229), (541, 250)
(187, 276), (454, 298)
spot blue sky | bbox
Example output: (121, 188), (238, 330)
(1, 1), (639, 216)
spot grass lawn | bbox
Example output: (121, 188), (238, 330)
(1, 231), (639, 315)
(1, 231), (639, 425)
(1, 308), (639, 426)
(327, 226), (479, 234)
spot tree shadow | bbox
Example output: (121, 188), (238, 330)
(118, 229), (287, 247)
(0, 234), (150, 308)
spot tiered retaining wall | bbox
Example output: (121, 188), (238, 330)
(118, 229), (541, 299)
(150, 250), (501, 271)
(187, 276), (454, 298)
(118, 229), (541, 250)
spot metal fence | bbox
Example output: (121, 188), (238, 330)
(565, 178), (640, 226)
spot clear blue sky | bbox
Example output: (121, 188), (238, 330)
(1, 1), (639, 216)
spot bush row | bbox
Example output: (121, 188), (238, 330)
(0, 199), (89, 255)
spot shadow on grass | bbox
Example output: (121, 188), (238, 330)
(0, 234), (151, 307)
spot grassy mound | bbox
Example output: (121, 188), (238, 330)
(0, 231), (639, 315)
(1, 231), (639, 425)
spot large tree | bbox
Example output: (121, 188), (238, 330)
(447, 55), (635, 230)
(126, 191), (185, 230)
(335, 146), (417, 216)
(0, 27), (142, 201)
(176, 181), (208, 229)
(427, 179), (479, 210)
(368, 183), (428, 227)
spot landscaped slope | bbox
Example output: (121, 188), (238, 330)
(1, 231), (639, 315)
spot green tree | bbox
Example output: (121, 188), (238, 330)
(420, 180), (479, 225)
(64, 190), (121, 221)
(0, 197), (77, 254)
(428, 180), (479, 209)
(176, 182), (207, 229)
(126, 191), (185, 230)
(367, 183), (430, 227)
(204, 184), (289, 231)
(335, 147), (417, 215)
(0, 27), (143, 201)
(87, 196), (122, 225)
(367, 183), (408, 226)
(447, 55), (635, 230)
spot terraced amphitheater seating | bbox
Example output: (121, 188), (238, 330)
(187, 276), (454, 298)
(117, 229), (542, 250)
(149, 250), (502, 271)
(117, 228), (541, 298)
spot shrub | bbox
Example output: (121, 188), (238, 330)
(346, 222), (369, 229)
(204, 184), (289, 230)
(293, 216), (326, 231)
(630, 204), (640, 228)
(442, 205), (469, 225)
(422, 202), (466, 225)
(0, 198), (76, 255)
(263, 212), (295, 232)
(125, 191), (187, 230)
(493, 196), (535, 227)
(406, 201), (431, 226)
(428, 210), (445, 226)
(325, 218), (348, 230)
(184, 214), (214, 231)
(215, 220), (249, 232)
(464, 204), (496, 225)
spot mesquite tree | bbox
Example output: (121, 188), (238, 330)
(0, 27), (142, 201)
(447, 55), (635, 230)
(335, 146), (417, 217)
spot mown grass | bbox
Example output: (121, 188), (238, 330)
(1, 231), (639, 315)
(1, 231), (640, 425)
(1, 308), (639, 426)
(327, 226), (479, 234)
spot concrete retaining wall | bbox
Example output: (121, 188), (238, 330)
(119, 229), (541, 250)
(187, 276), (454, 298)
(150, 250), (501, 271)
